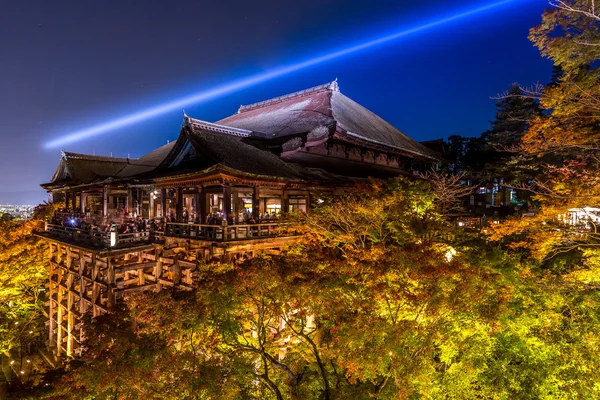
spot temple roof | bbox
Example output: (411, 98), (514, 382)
(154, 121), (344, 183)
(42, 80), (439, 191)
(43, 144), (175, 188)
(217, 80), (437, 160)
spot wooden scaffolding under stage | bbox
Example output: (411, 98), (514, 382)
(45, 234), (296, 358)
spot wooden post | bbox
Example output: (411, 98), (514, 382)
(252, 186), (260, 220)
(176, 188), (183, 222)
(56, 263), (64, 357)
(136, 188), (141, 217)
(193, 190), (201, 220)
(66, 272), (74, 357)
(126, 187), (133, 214)
(161, 189), (167, 218)
(79, 256), (86, 316)
(48, 245), (56, 348)
(80, 192), (86, 214)
(149, 190), (155, 219)
(102, 186), (108, 219)
(222, 184), (231, 224)
(282, 189), (289, 215)
(199, 188), (207, 223)
(155, 250), (163, 292)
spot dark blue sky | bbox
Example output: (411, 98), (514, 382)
(0, 0), (550, 204)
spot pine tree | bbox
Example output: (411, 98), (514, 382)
(487, 83), (542, 150)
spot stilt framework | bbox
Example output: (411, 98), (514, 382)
(45, 236), (296, 357)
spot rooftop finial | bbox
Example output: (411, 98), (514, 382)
(182, 110), (192, 128)
(329, 79), (339, 92)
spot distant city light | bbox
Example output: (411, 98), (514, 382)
(44, 0), (522, 149)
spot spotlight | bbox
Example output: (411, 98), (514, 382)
(44, 0), (522, 149)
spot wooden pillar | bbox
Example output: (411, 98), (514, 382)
(107, 258), (116, 309)
(222, 184), (231, 224)
(56, 264), (64, 357)
(161, 189), (167, 219)
(282, 189), (289, 215)
(80, 192), (86, 214)
(102, 186), (108, 219)
(91, 254), (99, 318)
(66, 269), (74, 357)
(64, 191), (69, 209)
(48, 245), (56, 348)
(136, 188), (141, 217)
(149, 190), (155, 219)
(79, 256), (87, 316)
(176, 188), (183, 222)
(155, 250), (163, 292)
(193, 190), (201, 218)
(252, 186), (260, 220)
(199, 188), (207, 223)
(126, 187), (133, 214)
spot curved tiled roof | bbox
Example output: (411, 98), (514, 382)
(217, 80), (437, 160)
(44, 142), (176, 188)
(156, 123), (343, 183)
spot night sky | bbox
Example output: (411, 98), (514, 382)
(0, 0), (550, 205)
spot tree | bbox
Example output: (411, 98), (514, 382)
(0, 203), (59, 395)
(490, 0), (600, 264)
(488, 83), (542, 150)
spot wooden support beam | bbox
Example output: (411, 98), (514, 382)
(222, 184), (231, 225)
(136, 188), (141, 217)
(155, 250), (163, 292)
(176, 187), (183, 222)
(252, 186), (260, 220)
(114, 262), (156, 274)
(126, 187), (133, 214)
(102, 186), (108, 219)
(149, 190), (155, 219)
(282, 189), (289, 215)
(80, 192), (86, 214)
(56, 267), (64, 356)
(161, 188), (167, 219)
(48, 246), (56, 348)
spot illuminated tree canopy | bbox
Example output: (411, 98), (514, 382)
(4, 1), (600, 399)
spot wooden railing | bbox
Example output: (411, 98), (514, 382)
(44, 223), (151, 248)
(45, 223), (110, 247)
(54, 211), (85, 220)
(165, 222), (279, 241)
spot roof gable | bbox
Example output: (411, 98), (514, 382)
(216, 80), (437, 159)
(217, 84), (335, 139)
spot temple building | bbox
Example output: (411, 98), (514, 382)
(38, 80), (439, 357)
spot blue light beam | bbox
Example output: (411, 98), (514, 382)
(45, 0), (521, 149)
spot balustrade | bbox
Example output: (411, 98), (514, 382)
(165, 222), (279, 241)
(44, 223), (151, 248)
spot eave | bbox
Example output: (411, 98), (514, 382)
(334, 130), (439, 161)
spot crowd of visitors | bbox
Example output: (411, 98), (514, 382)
(49, 206), (281, 241)
(162, 207), (280, 225)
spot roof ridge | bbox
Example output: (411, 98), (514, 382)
(237, 80), (339, 113)
(183, 115), (252, 138)
(62, 151), (137, 162)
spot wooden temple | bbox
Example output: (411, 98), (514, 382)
(38, 80), (439, 357)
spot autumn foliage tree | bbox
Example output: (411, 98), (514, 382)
(44, 179), (523, 399)
(0, 203), (59, 395)
(491, 0), (600, 268)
